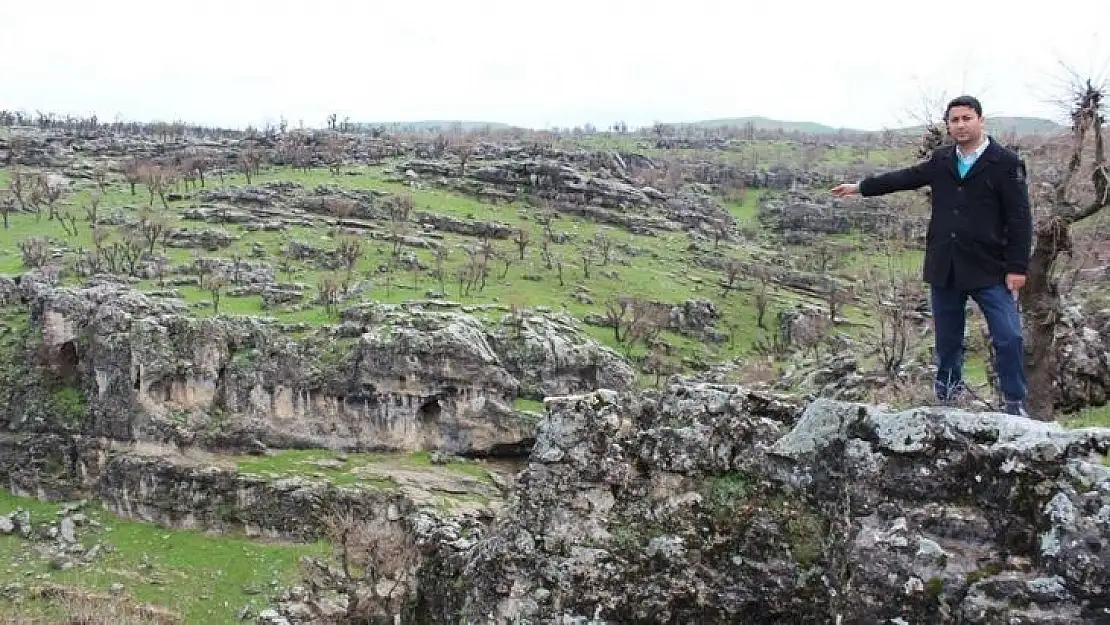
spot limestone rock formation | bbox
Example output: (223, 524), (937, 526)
(416, 385), (1110, 624)
(1, 279), (633, 455)
(1055, 304), (1110, 412)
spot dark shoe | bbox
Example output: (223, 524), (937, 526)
(935, 381), (968, 403)
(1003, 401), (1029, 417)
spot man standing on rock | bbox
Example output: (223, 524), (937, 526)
(830, 95), (1033, 416)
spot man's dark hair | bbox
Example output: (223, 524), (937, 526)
(945, 95), (983, 119)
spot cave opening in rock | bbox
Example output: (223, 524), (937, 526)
(418, 397), (442, 423)
(54, 340), (79, 380)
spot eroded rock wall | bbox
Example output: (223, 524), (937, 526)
(415, 385), (1110, 624)
(1, 274), (633, 455)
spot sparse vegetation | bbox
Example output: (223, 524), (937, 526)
(0, 489), (328, 625)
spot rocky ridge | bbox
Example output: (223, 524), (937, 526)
(402, 384), (1110, 624)
(1, 272), (632, 455)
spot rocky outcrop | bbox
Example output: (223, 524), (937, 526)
(663, 184), (736, 237)
(415, 385), (1110, 623)
(414, 211), (516, 239)
(0, 433), (504, 543)
(403, 158), (655, 210)
(1055, 304), (1110, 412)
(759, 190), (928, 239)
(485, 312), (636, 400)
(2, 280), (632, 455)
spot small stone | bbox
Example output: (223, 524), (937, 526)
(903, 577), (924, 595)
(258, 608), (290, 625)
(59, 517), (77, 544)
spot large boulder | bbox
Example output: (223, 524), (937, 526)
(417, 385), (1110, 623)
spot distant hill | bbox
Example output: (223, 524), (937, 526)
(966, 116), (1065, 135)
(666, 115), (1068, 136)
(893, 116), (1067, 136)
(354, 120), (516, 133)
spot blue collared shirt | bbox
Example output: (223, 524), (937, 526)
(956, 135), (990, 178)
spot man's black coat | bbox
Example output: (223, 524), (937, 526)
(859, 137), (1032, 291)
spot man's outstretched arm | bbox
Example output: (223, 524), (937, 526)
(830, 154), (937, 197)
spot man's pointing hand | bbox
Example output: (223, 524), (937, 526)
(830, 183), (859, 197)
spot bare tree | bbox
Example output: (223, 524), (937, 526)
(121, 158), (143, 195)
(643, 343), (679, 388)
(190, 154), (209, 187)
(384, 195), (414, 295)
(514, 228), (530, 260)
(620, 298), (669, 353)
(603, 297), (631, 343)
(38, 173), (65, 221)
(324, 135), (345, 175)
(138, 209), (170, 255)
(58, 206), (80, 237)
(201, 273), (226, 314)
(317, 273), (342, 314)
(710, 218), (730, 249)
(336, 236), (363, 294)
(453, 137), (474, 176)
(793, 313), (831, 359)
(180, 161), (198, 191)
(91, 165), (108, 194)
(19, 236), (51, 268)
(751, 264), (774, 330)
(8, 166), (28, 214)
(721, 257), (744, 294)
(594, 232), (613, 265)
(139, 163), (172, 209)
(237, 151), (254, 184)
(120, 231), (147, 276)
(1021, 78), (1109, 418)
(298, 506), (419, 623)
(416, 244), (439, 295)
(84, 192), (101, 226)
(580, 247), (594, 279)
(863, 241), (923, 376)
(0, 190), (11, 229)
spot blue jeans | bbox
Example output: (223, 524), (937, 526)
(930, 282), (1027, 404)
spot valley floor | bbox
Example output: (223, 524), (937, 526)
(0, 487), (326, 624)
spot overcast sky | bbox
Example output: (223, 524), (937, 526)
(1, 0), (1106, 131)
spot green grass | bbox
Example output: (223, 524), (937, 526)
(513, 397), (545, 412)
(0, 488), (328, 625)
(1062, 402), (1110, 428)
(233, 448), (495, 487)
(726, 189), (763, 225)
(0, 137), (939, 383)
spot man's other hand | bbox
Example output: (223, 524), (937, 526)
(1006, 273), (1027, 292)
(830, 183), (859, 197)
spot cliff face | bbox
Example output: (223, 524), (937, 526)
(0, 432), (507, 543)
(7, 380), (1110, 623)
(1, 273), (633, 455)
(415, 385), (1110, 624)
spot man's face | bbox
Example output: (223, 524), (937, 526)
(946, 105), (983, 143)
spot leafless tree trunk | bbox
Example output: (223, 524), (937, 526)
(1020, 79), (1108, 419)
